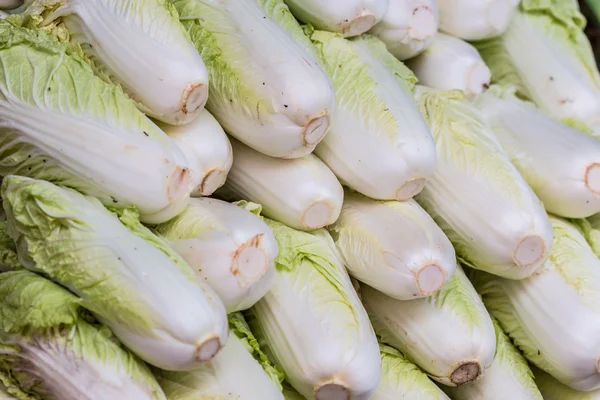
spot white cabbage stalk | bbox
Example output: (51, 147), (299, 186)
(374, 343), (450, 400)
(442, 319), (543, 400)
(154, 314), (284, 400)
(474, 86), (600, 218)
(369, 0), (438, 60)
(0, 270), (166, 400)
(437, 0), (518, 40)
(282, 0), (389, 37)
(414, 86), (553, 280)
(218, 138), (344, 231)
(173, 0), (334, 159)
(157, 110), (232, 197)
(470, 216), (600, 391)
(0, 18), (191, 224)
(310, 31), (436, 201)
(362, 265), (496, 386)
(329, 190), (456, 299)
(25, 0), (209, 125)
(245, 214), (381, 399)
(154, 198), (278, 313)
(406, 33), (491, 98)
(474, 0), (600, 131)
(1, 176), (229, 371)
(532, 366), (600, 400)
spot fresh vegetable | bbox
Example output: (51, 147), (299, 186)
(24, 0), (209, 125)
(1, 175), (228, 371)
(245, 210), (381, 399)
(374, 343), (451, 400)
(474, 85), (600, 218)
(157, 110), (232, 197)
(218, 138), (344, 231)
(369, 0), (438, 60)
(442, 319), (543, 400)
(362, 265), (496, 386)
(405, 33), (491, 98)
(437, 0), (518, 40)
(0, 17), (191, 224)
(309, 31), (437, 201)
(474, 0), (600, 132)
(470, 216), (600, 391)
(153, 313), (284, 400)
(0, 270), (166, 400)
(575, 214), (600, 257)
(173, 0), (334, 159)
(282, 0), (389, 37)
(153, 198), (278, 313)
(532, 365), (600, 400)
(329, 190), (456, 300)
(415, 86), (553, 279)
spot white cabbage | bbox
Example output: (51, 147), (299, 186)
(406, 33), (491, 98)
(470, 216), (600, 391)
(474, 0), (600, 132)
(329, 190), (456, 300)
(474, 85), (600, 218)
(173, 0), (335, 159)
(154, 198), (278, 313)
(1, 176), (229, 371)
(282, 0), (389, 37)
(437, 0), (518, 40)
(362, 265), (496, 386)
(532, 366), (600, 400)
(24, 0), (209, 125)
(218, 138), (344, 231)
(369, 0), (438, 60)
(309, 31), (437, 201)
(245, 211), (381, 399)
(414, 86), (553, 279)
(158, 109), (232, 197)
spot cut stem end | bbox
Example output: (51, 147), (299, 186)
(450, 361), (481, 385)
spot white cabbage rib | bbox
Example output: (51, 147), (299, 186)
(470, 216), (600, 391)
(219, 138), (344, 231)
(406, 33), (491, 98)
(174, 0), (335, 159)
(329, 191), (456, 300)
(311, 32), (436, 201)
(362, 265), (496, 386)
(474, 86), (600, 218)
(437, 0), (518, 40)
(154, 198), (278, 313)
(369, 0), (438, 60)
(283, 0), (389, 37)
(415, 86), (553, 279)
(158, 110), (232, 197)
(26, 0), (210, 125)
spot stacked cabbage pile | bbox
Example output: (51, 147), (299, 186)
(0, 0), (599, 399)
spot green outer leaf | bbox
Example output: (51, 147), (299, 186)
(573, 217), (600, 257)
(0, 270), (80, 334)
(1, 176), (154, 331)
(432, 264), (486, 330)
(228, 312), (285, 390)
(491, 319), (542, 399)
(474, 0), (598, 101)
(0, 222), (19, 271)
(377, 343), (444, 399)
(308, 30), (413, 143)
